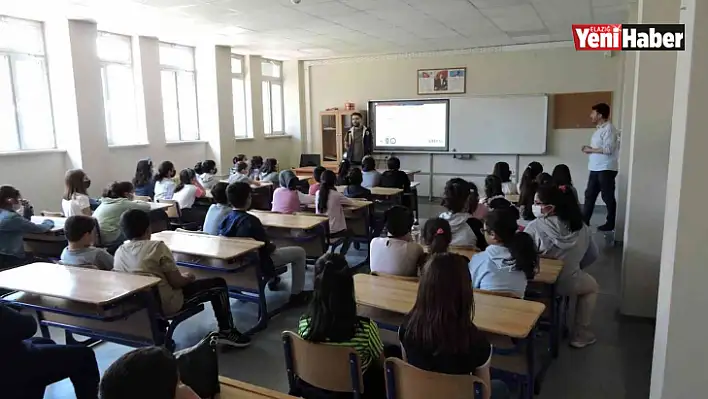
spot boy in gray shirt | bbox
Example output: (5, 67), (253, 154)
(60, 215), (114, 270)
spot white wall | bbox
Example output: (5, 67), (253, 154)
(307, 46), (622, 198)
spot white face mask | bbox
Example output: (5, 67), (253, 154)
(532, 204), (544, 218)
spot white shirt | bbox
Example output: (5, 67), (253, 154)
(198, 173), (217, 190)
(172, 185), (198, 209)
(501, 182), (518, 196)
(154, 179), (176, 200)
(588, 121), (619, 171)
(369, 237), (424, 277)
(61, 193), (91, 217)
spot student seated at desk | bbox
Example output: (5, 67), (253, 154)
(343, 168), (371, 200)
(62, 169), (93, 217)
(370, 206), (423, 277)
(248, 156), (263, 180)
(94, 181), (151, 248)
(133, 159), (155, 199)
(399, 254), (509, 399)
(195, 159), (218, 190)
(481, 174), (504, 205)
(336, 159), (351, 186)
(219, 182), (310, 304)
(0, 185), (54, 269)
(296, 253), (385, 398)
(469, 208), (538, 298)
(260, 158), (280, 185)
(422, 217), (452, 254)
(0, 304), (100, 399)
(518, 162), (543, 221)
(228, 161), (260, 186)
(524, 184), (599, 349)
(230, 154), (247, 175)
(271, 170), (314, 214)
(536, 172), (553, 187)
(379, 156), (410, 192)
(172, 168), (205, 210)
(154, 161), (177, 201)
(203, 182), (231, 235)
(60, 215), (114, 270)
(308, 165), (326, 196)
(552, 164), (579, 203)
(361, 155), (381, 189)
(493, 161), (518, 196)
(100, 346), (199, 399)
(315, 170), (354, 256)
(115, 209), (250, 347)
(439, 178), (477, 248)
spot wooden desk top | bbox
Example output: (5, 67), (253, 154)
(249, 210), (328, 230)
(0, 263), (160, 305)
(148, 202), (173, 211)
(354, 274), (544, 338)
(446, 246), (563, 285)
(506, 194), (520, 203)
(30, 216), (66, 233)
(335, 186), (403, 196)
(218, 376), (296, 399)
(151, 231), (264, 260)
(219, 179), (273, 189)
(410, 181), (420, 189)
(306, 199), (372, 211)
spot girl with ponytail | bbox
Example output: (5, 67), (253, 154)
(518, 161), (543, 221)
(525, 183), (599, 349)
(422, 217), (452, 254)
(297, 253), (385, 397)
(469, 207), (539, 298)
(315, 170), (354, 255)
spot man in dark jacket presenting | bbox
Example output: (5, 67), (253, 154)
(346, 112), (372, 165)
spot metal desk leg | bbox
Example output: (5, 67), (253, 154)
(551, 284), (560, 359)
(525, 326), (536, 399)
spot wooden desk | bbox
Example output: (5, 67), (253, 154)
(354, 274), (544, 338)
(148, 202), (173, 211)
(292, 165), (338, 175)
(218, 376), (296, 399)
(219, 179), (273, 189)
(506, 194), (520, 203)
(249, 210), (327, 230)
(447, 247), (563, 285)
(151, 231), (264, 261)
(0, 263), (159, 305)
(335, 185), (403, 197)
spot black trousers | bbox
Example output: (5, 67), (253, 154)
(583, 170), (618, 228)
(8, 338), (100, 399)
(182, 278), (236, 332)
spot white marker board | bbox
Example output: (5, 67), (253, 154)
(448, 95), (549, 154)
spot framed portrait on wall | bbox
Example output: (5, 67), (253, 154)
(417, 67), (466, 95)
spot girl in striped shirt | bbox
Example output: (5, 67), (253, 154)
(297, 253), (384, 397)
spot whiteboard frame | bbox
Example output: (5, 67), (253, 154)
(368, 98), (451, 152)
(369, 94), (549, 155)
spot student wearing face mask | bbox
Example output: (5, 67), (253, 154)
(345, 112), (372, 165)
(0, 185), (54, 269)
(524, 183), (599, 349)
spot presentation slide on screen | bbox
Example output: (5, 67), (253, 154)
(373, 101), (448, 150)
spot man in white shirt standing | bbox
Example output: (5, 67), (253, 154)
(582, 103), (620, 231)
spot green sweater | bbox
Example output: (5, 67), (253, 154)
(93, 198), (151, 243)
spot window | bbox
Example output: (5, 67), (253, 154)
(159, 43), (198, 141)
(0, 16), (54, 151)
(261, 59), (284, 135)
(97, 32), (140, 145)
(231, 55), (248, 137)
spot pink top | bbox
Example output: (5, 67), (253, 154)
(472, 203), (489, 220)
(271, 188), (301, 214)
(308, 182), (320, 196)
(315, 189), (354, 234)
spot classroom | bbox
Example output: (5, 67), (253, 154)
(0, 0), (703, 398)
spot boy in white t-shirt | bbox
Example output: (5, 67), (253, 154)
(369, 206), (424, 277)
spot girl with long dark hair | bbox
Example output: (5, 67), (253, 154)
(297, 253), (384, 397)
(172, 168), (204, 210)
(518, 162), (543, 221)
(469, 208), (539, 298)
(525, 183), (599, 348)
(439, 178), (476, 247)
(154, 161), (177, 200)
(551, 164), (579, 203)
(133, 159), (155, 198)
(62, 169), (92, 216)
(315, 170), (354, 255)
(260, 158), (280, 185)
(492, 161), (517, 195)
(400, 253), (509, 399)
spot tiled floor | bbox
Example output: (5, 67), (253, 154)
(44, 201), (654, 399)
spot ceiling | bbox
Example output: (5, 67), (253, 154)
(3, 0), (630, 59)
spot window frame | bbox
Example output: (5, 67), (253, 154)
(158, 42), (200, 142)
(260, 58), (284, 136)
(231, 54), (248, 138)
(0, 16), (56, 151)
(97, 31), (141, 146)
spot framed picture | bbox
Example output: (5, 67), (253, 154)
(417, 67), (466, 95)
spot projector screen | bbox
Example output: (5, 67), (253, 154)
(369, 99), (449, 152)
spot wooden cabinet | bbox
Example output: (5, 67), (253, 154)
(319, 110), (367, 163)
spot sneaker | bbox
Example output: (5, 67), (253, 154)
(570, 332), (597, 348)
(218, 330), (251, 348)
(597, 224), (614, 232)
